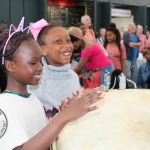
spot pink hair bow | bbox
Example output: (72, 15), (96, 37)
(29, 19), (49, 41)
(2, 17), (29, 64)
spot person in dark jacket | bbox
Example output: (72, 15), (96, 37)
(97, 28), (106, 45)
(123, 22), (141, 87)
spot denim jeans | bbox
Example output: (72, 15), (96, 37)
(126, 60), (137, 88)
(100, 65), (114, 85)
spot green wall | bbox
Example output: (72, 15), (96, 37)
(0, 0), (47, 29)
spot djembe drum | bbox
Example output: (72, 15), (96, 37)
(52, 89), (150, 150)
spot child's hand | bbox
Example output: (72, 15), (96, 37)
(60, 88), (100, 111)
(60, 98), (71, 111)
(62, 88), (104, 122)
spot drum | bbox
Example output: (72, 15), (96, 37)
(53, 89), (150, 150)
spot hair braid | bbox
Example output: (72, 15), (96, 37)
(0, 31), (33, 92)
(0, 31), (33, 64)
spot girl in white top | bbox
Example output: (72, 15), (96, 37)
(0, 19), (104, 150)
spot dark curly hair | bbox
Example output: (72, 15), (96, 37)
(108, 23), (116, 28)
(0, 31), (33, 92)
(104, 27), (121, 52)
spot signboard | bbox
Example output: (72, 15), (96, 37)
(48, 0), (76, 6)
(111, 8), (131, 17)
(48, 5), (85, 27)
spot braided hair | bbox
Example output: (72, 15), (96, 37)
(0, 31), (33, 92)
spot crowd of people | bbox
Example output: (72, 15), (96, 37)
(70, 15), (150, 89)
(0, 14), (150, 150)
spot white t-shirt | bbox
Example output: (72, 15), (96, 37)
(0, 93), (48, 150)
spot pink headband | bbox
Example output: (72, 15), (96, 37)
(2, 17), (29, 65)
(29, 19), (49, 41)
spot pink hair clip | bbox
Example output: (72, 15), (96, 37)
(29, 19), (49, 41)
(2, 17), (29, 64)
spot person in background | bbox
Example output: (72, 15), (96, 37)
(123, 22), (141, 87)
(146, 30), (150, 41)
(75, 22), (86, 36)
(81, 15), (95, 42)
(68, 27), (113, 85)
(74, 22), (86, 62)
(146, 30), (150, 48)
(136, 25), (147, 68)
(137, 48), (150, 89)
(108, 23), (116, 28)
(104, 27), (126, 74)
(97, 28), (106, 45)
(95, 31), (99, 39)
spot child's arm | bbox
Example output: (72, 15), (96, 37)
(74, 57), (89, 74)
(14, 89), (104, 150)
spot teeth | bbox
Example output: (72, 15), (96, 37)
(33, 75), (41, 78)
(62, 52), (70, 56)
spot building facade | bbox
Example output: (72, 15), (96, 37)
(0, 0), (150, 32)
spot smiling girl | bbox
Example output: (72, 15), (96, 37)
(0, 19), (104, 150)
(28, 19), (81, 119)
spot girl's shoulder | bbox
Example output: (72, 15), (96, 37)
(83, 40), (94, 51)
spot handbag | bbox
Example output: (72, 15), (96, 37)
(79, 69), (101, 89)
(110, 69), (129, 89)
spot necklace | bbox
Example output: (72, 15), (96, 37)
(3, 90), (31, 98)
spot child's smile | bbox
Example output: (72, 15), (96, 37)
(60, 51), (72, 59)
(33, 74), (42, 80)
(41, 26), (73, 66)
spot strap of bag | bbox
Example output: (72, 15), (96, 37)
(95, 39), (108, 57)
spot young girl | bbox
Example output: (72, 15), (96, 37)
(28, 19), (81, 119)
(73, 22), (86, 62)
(104, 27), (126, 74)
(68, 27), (113, 84)
(0, 20), (104, 150)
(137, 48), (150, 89)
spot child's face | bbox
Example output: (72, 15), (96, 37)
(106, 31), (116, 43)
(79, 25), (86, 36)
(72, 40), (81, 51)
(41, 27), (73, 66)
(145, 50), (150, 62)
(9, 40), (43, 85)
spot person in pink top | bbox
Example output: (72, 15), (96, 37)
(68, 27), (113, 84)
(137, 25), (147, 52)
(136, 25), (147, 67)
(81, 15), (95, 42)
(104, 27), (126, 74)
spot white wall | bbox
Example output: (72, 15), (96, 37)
(111, 15), (134, 32)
